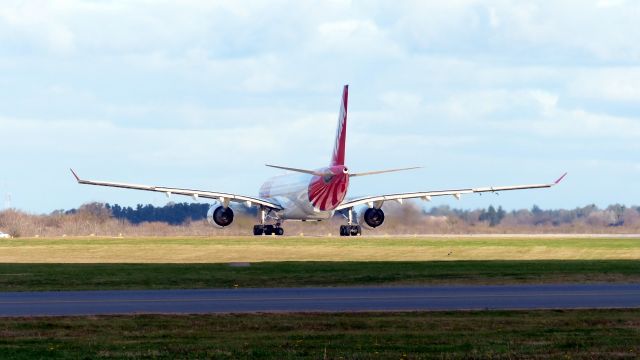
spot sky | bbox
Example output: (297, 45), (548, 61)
(1, 0), (639, 214)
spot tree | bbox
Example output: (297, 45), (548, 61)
(479, 205), (505, 227)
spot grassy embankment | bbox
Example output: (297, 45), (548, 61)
(1, 310), (640, 359)
(0, 236), (639, 291)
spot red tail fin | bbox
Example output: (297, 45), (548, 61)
(331, 85), (348, 166)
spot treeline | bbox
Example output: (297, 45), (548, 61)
(58, 203), (256, 225)
(63, 203), (252, 225)
(107, 203), (209, 225)
(3, 202), (640, 238)
(60, 202), (640, 228)
(425, 204), (636, 228)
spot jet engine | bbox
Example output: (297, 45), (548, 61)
(359, 207), (385, 229)
(207, 204), (234, 228)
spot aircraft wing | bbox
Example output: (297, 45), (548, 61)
(336, 173), (567, 211)
(70, 169), (283, 210)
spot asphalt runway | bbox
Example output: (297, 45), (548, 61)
(1, 284), (640, 317)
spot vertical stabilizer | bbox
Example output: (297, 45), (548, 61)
(331, 85), (349, 166)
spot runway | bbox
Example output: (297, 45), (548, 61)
(1, 284), (640, 317)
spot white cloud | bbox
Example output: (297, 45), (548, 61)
(379, 91), (423, 110)
(2, 0), (639, 62)
(597, 0), (628, 8)
(568, 68), (640, 102)
(0, 1), (76, 53)
(492, 1), (640, 61)
(488, 6), (500, 28)
(529, 90), (559, 115)
(0, 113), (340, 168)
(428, 89), (559, 121)
(312, 19), (403, 57)
(1, 0), (640, 211)
(538, 109), (640, 139)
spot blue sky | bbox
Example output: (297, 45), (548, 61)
(1, 0), (639, 213)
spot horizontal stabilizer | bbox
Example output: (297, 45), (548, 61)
(350, 166), (422, 178)
(265, 164), (333, 177)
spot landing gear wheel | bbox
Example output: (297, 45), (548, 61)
(340, 225), (361, 237)
(263, 225), (275, 236)
(254, 224), (284, 236)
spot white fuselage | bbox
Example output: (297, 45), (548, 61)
(259, 173), (329, 220)
(259, 165), (350, 220)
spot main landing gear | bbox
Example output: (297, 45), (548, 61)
(253, 207), (284, 236)
(339, 208), (362, 236)
(340, 224), (361, 237)
(253, 224), (284, 236)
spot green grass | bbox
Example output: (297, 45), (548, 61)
(7, 236), (640, 248)
(3, 236), (640, 263)
(1, 260), (640, 292)
(1, 310), (640, 359)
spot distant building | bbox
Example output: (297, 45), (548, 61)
(0, 232), (10, 239)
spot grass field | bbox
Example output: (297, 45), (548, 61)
(1, 260), (640, 291)
(1, 310), (640, 359)
(2, 236), (640, 291)
(2, 236), (640, 263)
(2, 237), (639, 358)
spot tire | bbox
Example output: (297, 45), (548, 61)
(253, 225), (264, 236)
(339, 225), (347, 237)
(275, 228), (284, 236)
(264, 225), (274, 236)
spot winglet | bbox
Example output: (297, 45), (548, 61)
(70, 168), (81, 182)
(554, 172), (568, 185)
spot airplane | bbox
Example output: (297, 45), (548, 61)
(71, 85), (567, 236)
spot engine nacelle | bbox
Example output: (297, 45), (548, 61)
(359, 207), (385, 229)
(207, 205), (234, 228)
